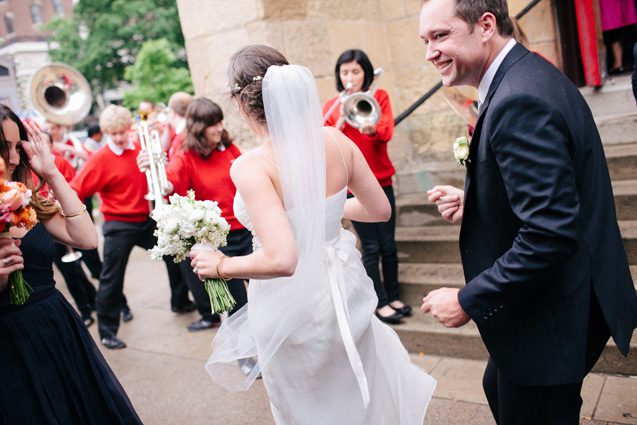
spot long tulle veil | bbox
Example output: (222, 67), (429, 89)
(205, 64), (327, 390)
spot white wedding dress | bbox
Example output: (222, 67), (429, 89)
(205, 63), (435, 425)
(206, 179), (436, 425)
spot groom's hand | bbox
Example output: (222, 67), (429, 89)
(427, 185), (464, 224)
(421, 288), (470, 328)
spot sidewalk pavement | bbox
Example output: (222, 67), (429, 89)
(57, 246), (637, 425)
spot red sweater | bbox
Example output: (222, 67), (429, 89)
(322, 89), (395, 187)
(166, 144), (244, 230)
(71, 144), (150, 222)
(33, 153), (76, 197)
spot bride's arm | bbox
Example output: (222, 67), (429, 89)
(190, 155), (298, 280)
(341, 134), (391, 223)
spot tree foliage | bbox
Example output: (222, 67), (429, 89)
(122, 38), (193, 109)
(47, 0), (187, 95)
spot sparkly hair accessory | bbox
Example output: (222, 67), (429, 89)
(231, 76), (263, 95)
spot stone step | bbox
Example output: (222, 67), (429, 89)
(597, 113), (637, 146)
(605, 143), (637, 181)
(397, 179), (637, 227)
(581, 74), (635, 118)
(392, 310), (637, 375)
(396, 221), (637, 264)
(398, 263), (637, 308)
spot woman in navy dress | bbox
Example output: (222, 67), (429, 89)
(0, 105), (142, 424)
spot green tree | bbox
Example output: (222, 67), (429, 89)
(122, 38), (193, 109)
(47, 0), (187, 96)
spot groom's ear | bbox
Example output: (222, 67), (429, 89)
(477, 12), (498, 42)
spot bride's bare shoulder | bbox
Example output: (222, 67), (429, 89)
(230, 149), (274, 187)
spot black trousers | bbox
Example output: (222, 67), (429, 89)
(349, 185), (399, 309)
(78, 247), (102, 280)
(53, 243), (96, 318)
(180, 228), (253, 320)
(483, 294), (610, 425)
(96, 219), (189, 339)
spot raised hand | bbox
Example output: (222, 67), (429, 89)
(136, 150), (150, 172)
(427, 185), (464, 224)
(22, 121), (58, 180)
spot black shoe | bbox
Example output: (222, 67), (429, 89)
(375, 310), (404, 324)
(171, 301), (196, 314)
(187, 318), (217, 332)
(609, 66), (625, 76)
(101, 337), (126, 349)
(121, 307), (134, 322)
(82, 315), (95, 327)
(390, 303), (413, 317)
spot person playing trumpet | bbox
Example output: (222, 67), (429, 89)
(137, 97), (252, 332)
(70, 105), (192, 349)
(323, 49), (409, 324)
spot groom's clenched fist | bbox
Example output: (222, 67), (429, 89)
(421, 288), (470, 328)
(427, 185), (464, 224)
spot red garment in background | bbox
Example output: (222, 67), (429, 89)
(575, 0), (602, 87)
(165, 144), (244, 230)
(71, 143), (150, 223)
(322, 89), (395, 187)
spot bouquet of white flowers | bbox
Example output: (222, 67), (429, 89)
(149, 190), (235, 312)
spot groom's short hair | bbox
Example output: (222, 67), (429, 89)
(422, 0), (514, 37)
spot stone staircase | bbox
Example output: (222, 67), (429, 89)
(393, 74), (637, 375)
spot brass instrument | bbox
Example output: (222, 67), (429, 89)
(341, 67), (384, 129)
(137, 118), (169, 209)
(29, 63), (93, 168)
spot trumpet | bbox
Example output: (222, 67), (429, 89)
(324, 68), (384, 130)
(137, 118), (169, 209)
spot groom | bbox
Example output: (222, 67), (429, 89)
(419, 0), (637, 424)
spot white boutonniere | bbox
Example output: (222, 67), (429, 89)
(453, 136), (471, 166)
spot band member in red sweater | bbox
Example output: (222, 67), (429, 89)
(139, 98), (252, 331)
(71, 105), (191, 349)
(323, 49), (410, 325)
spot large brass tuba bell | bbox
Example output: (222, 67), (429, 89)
(29, 63), (93, 169)
(29, 62), (92, 127)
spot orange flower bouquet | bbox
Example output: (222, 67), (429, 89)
(0, 159), (37, 304)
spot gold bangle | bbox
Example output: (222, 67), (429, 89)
(60, 205), (87, 218)
(216, 255), (228, 279)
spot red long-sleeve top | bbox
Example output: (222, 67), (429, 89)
(322, 88), (395, 187)
(32, 153), (76, 197)
(165, 144), (244, 230)
(71, 143), (150, 223)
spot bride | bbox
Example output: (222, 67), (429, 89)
(190, 44), (436, 425)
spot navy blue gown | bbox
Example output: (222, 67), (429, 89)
(0, 224), (142, 424)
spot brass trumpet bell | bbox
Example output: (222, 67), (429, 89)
(342, 92), (381, 129)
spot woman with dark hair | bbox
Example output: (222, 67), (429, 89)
(138, 97), (252, 332)
(0, 105), (142, 424)
(323, 49), (409, 324)
(191, 44), (435, 425)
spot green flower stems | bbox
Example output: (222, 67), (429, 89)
(203, 278), (236, 313)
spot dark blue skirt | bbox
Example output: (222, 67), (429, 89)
(0, 289), (142, 424)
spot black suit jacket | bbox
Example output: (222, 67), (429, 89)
(457, 43), (637, 386)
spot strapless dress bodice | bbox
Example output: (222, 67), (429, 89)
(233, 187), (347, 249)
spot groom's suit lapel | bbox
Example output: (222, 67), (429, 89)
(463, 43), (530, 198)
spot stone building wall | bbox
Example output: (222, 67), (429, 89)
(177, 0), (559, 192)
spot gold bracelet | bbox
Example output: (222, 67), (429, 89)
(60, 205), (87, 218)
(216, 255), (228, 279)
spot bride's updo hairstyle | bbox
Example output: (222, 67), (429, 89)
(228, 45), (289, 126)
